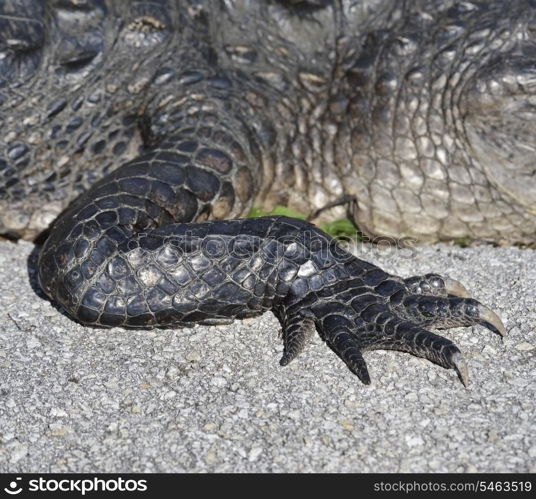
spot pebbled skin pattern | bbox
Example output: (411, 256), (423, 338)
(0, 0), (514, 384)
(1, 0), (535, 243)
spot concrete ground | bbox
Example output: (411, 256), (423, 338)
(0, 239), (534, 472)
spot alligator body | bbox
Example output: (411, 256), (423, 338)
(0, 0), (523, 384)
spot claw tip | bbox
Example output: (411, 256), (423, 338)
(358, 371), (371, 385)
(479, 306), (507, 337)
(451, 352), (470, 387)
(279, 355), (290, 367)
(443, 277), (471, 298)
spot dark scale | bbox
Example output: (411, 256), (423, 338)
(3, 0), (527, 386)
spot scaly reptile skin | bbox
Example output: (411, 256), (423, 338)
(2, 0), (518, 384)
(39, 210), (505, 385)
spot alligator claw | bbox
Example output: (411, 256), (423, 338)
(479, 305), (507, 337)
(443, 277), (471, 298)
(451, 352), (470, 387)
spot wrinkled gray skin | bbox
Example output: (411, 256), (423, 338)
(1, 0), (535, 243)
(0, 0), (523, 384)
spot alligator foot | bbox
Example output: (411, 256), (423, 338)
(277, 269), (505, 386)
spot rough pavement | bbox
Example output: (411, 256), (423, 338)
(0, 239), (534, 472)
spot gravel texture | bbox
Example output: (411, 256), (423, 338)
(0, 239), (534, 473)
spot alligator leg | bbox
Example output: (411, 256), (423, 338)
(39, 168), (507, 388)
(40, 200), (504, 386)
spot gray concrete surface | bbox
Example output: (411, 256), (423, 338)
(0, 239), (534, 473)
